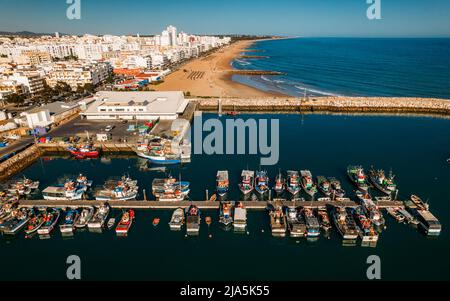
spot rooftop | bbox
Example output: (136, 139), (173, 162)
(84, 91), (188, 115)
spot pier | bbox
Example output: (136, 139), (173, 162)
(194, 97), (450, 116)
(16, 199), (405, 210)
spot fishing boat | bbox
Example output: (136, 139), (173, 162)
(369, 168), (397, 195)
(0, 203), (16, 222)
(216, 170), (229, 197)
(42, 178), (87, 201)
(75, 174), (93, 190)
(158, 190), (186, 202)
(7, 182), (31, 196)
(300, 170), (317, 197)
(269, 205), (287, 237)
(255, 170), (269, 195)
(410, 195), (429, 211)
(332, 207), (359, 240)
(115, 210), (135, 235)
(107, 218), (116, 229)
(286, 171), (300, 195)
(273, 171), (285, 195)
(0, 208), (30, 235)
(185, 205), (201, 236)
(397, 208), (416, 225)
(358, 194), (385, 228)
(386, 207), (406, 223)
(38, 209), (61, 235)
(25, 209), (46, 235)
(16, 176), (39, 190)
(219, 201), (234, 227)
(353, 206), (378, 242)
(96, 177), (139, 201)
(152, 176), (190, 198)
(169, 207), (185, 230)
(7, 176), (39, 196)
(67, 144), (100, 159)
(88, 204), (110, 229)
(317, 208), (332, 232)
(347, 165), (370, 192)
(328, 177), (345, 198)
(74, 207), (95, 228)
(302, 208), (320, 237)
(233, 202), (247, 231)
(59, 209), (79, 233)
(135, 138), (182, 164)
(285, 207), (306, 238)
(238, 170), (254, 195)
(317, 176), (332, 197)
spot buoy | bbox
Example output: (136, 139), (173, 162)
(209, 234), (212, 238)
(261, 229), (264, 233)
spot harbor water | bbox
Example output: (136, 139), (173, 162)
(232, 38), (450, 99)
(1, 113), (450, 281)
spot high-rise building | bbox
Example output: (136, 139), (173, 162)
(167, 25), (177, 47)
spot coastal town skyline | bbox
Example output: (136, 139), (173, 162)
(1, 0), (450, 37)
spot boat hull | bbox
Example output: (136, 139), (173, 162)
(136, 152), (181, 164)
(1, 218), (30, 235)
(95, 193), (137, 201)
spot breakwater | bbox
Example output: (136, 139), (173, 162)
(194, 97), (450, 116)
(0, 144), (43, 181)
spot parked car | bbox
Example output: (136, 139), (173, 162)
(105, 125), (115, 132)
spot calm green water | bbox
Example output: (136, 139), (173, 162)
(1, 113), (450, 281)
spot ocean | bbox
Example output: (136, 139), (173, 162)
(232, 38), (450, 98)
(1, 113), (450, 281)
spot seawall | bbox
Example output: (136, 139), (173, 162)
(193, 97), (450, 116)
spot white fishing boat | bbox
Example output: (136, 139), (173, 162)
(169, 207), (185, 230)
(88, 204), (110, 229)
(74, 207), (95, 228)
(95, 177), (138, 201)
(233, 202), (247, 231)
(42, 181), (85, 201)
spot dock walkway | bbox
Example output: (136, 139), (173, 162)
(17, 199), (404, 210)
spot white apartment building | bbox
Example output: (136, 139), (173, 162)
(9, 71), (45, 95)
(46, 62), (111, 90)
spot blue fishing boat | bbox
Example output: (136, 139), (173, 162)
(60, 209), (79, 234)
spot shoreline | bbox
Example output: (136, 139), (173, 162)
(153, 39), (287, 97)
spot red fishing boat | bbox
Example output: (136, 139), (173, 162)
(115, 210), (135, 234)
(67, 144), (100, 159)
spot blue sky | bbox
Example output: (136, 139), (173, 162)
(0, 0), (449, 37)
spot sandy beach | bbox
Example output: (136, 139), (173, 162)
(153, 40), (284, 97)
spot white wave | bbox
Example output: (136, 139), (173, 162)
(234, 59), (250, 66)
(261, 75), (271, 82)
(294, 85), (340, 97)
